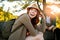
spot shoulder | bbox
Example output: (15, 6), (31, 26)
(18, 13), (28, 18)
(17, 13), (30, 22)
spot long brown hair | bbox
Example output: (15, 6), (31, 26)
(27, 7), (40, 26)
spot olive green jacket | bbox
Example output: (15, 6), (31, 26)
(8, 13), (38, 40)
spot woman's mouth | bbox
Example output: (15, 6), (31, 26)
(30, 14), (34, 16)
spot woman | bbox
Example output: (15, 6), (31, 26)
(8, 4), (44, 40)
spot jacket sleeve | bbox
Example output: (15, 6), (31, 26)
(11, 13), (37, 36)
(19, 13), (37, 36)
(11, 15), (22, 32)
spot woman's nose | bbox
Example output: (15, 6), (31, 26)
(32, 11), (35, 13)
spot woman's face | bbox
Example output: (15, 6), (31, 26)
(28, 8), (38, 19)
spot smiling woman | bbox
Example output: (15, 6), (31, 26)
(8, 3), (44, 40)
(28, 9), (38, 19)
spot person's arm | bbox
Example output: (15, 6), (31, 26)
(35, 24), (43, 32)
(12, 13), (37, 36)
(11, 16), (22, 32)
(39, 12), (46, 32)
(20, 13), (37, 36)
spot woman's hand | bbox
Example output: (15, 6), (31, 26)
(39, 12), (45, 19)
(26, 32), (30, 36)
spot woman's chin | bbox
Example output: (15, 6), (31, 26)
(30, 16), (35, 19)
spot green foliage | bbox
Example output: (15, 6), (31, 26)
(0, 9), (18, 22)
(8, 0), (14, 1)
(22, 3), (29, 9)
(23, 0), (33, 2)
(0, 7), (3, 12)
(39, 0), (43, 2)
(34, 0), (43, 2)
